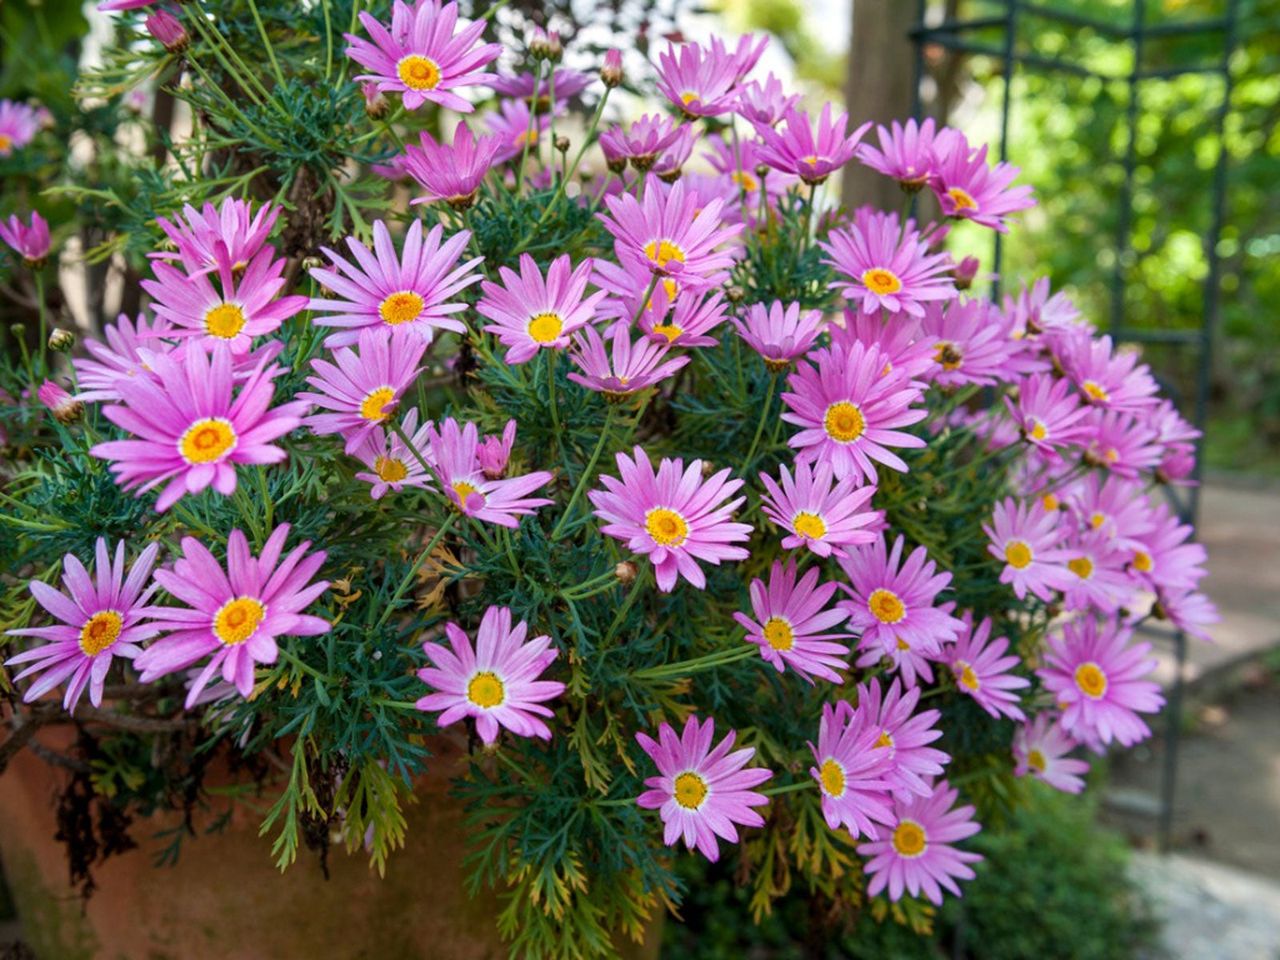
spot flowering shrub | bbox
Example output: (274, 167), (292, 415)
(0, 2), (1218, 956)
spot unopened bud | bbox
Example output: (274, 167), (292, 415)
(545, 30), (563, 62)
(301, 255), (325, 271)
(38, 380), (83, 425)
(529, 27), (554, 60)
(145, 10), (189, 54)
(953, 255), (979, 291)
(554, 135), (570, 154)
(600, 49), (623, 88)
(362, 82), (390, 120)
(48, 328), (75, 352)
(614, 561), (638, 585)
(725, 285), (745, 303)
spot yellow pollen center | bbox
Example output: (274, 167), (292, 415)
(673, 771), (708, 809)
(819, 758), (846, 798)
(652, 323), (683, 343)
(0, 134), (12, 153)
(204, 302), (246, 339)
(823, 401), (866, 443)
(644, 239), (686, 269)
(868, 588), (906, 625)
(645, 507), (689, 547)
(379, 290), (425, 326)
(947, 187), (978, 212)
(875, 730), (894, 750)
(762, 616), (795, 652)
(1027, 749), (1047, 773)
(213, 596), (266, 646)
(1005, 540), (1033, 569)
(1090, 512), (1107, 530)
(896, 637), (911, 651)
(731, 170), (758, 192)
(934, 341), (964, 370)
(1042, 493), (1061, 511)
(527, 312), (564, 343)
(802, 154), (821, 167)
(1067, 556), (1094, 580)
(892, 819), (927, 857)
(956, 661), (980, 691)
(179, 417), (237, 464)
(679, 92), (700, 107)
(1029, 420), (1049, 441)
(862, 268), (903, 296)
(792, 511), (827, 541)
(1074, 661), (1108, 699)
(375, 456), (408, 482)
(359, 386), (397, 422)
(466, 670), (505, 708)
(79, 610), (123, 657)
(1082, 380), (1111, 403)
(452, 480), (479, 503)
(1132, 550), (1153, 573)
(397, 55), (442, 91)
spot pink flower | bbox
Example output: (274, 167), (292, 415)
(654, 41), (739, 119)
(919, 299), (1019, 387)
(652, 124), (697, 180)
(829, 310), (936, 381)
(983, 497), (1074, 602)
(489, 68), (592, 104)
(1066, 474), (1155, 551)
(1012, 714), (1090, 793)
(37, 380), (82, 424)
(808, 700), (895, 838)
(567, 321), (689, 400)
(1059, 532), (1132, 614)
(476, 253), (605, 363)
(0, 211), (50, 264)
(733, 300), (824, 370)
(351, 408), (436, 500)
(5, 539), (162, 713)
(714, 33), (769, 83)
(427, 417), (553, 527)
(946, 613), (1029, 721)
(1005, 373), (1090, 456)
(636, 715), (772, 862)
(300, 327), (426, 454)
(0, 100), (39, 156)
(476, 420), (516, 479)
(598, 114), (685, 171)
(600, 48), (624, 88)
(403, 122), (501, 207)
(822, 209), (955, 317)
(858, 779), (982, 905)
(137, 524), (330, 707)
(1080, 409), (1162, 478)
(344, 0), (501, 112)
(759, 460), (879, 557)
(589, 446), (751, 592)
(486, 98), (553, 163)
(415, 605), (565, 744)
(151, 198), (281, 276)
(1061, 333), (1159, 412)
(144, 11), (187, 52)
(73, 312), (176, 404)
(930, 132), (1035, 231)
(734, 559), (851, 683)
(857, 117), (950, 190)
(754, 104), (871, 184)
(91, 342), (305, 512)
(636, 288), (728, 348)
(853, 678), (949, 798)
(1127, 502), (1207, 594)
(1038, 619), (1164, 750)
(1152, 587), (1218, 643)
(734, 72), (799, 127)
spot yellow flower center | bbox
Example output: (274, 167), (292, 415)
(379, 290), (425, 326)
(823, 401), (866, 443)
(359, 386), (396, 421)
(1028, 419), (1049, 441)
(527, 312), (564, 343)
(1042, 492), (1060, 511)
(861, 268), (903, 296)
(645, 507), (688, 547)
(1082, 379), (1110, 404)
(375, 456), (408, 482)
(947, 187), (978, 212)
(79, 610), (123, 657)
(1067, 556), (1094, 580)
(679, 91), (700, 107)
(934, 341), (964, 371)
(896, 637), (911, 651)
(204, 302), (246, 340)
(868, 588), (906, 625)
(802, 154), (821, 167)
(819, 758), (846, 798)
(179, 417), (237, 464)
(730, 170), (758, 193)
(1004, 540), (1033, 569)
(956, 660), (980, 691)
(397, 54), (442, 91)
(891, 819), (927, 858)
(0, 134), (12, 153)
(651, 323), (683, 343)
(1027, 749), (1047, 773)
(466, 670), (505, 708)
(673, 771), (709, 810)
(1132, 550), (1153, 573)
(644, 238), (686, 269)
(1074, 661), (1108, 699)
(452, 480), (479, 503)
(875, 729), (894, 750)
(213, 596), (266, 646)
(762, 616), (795, 652)
(792, 511), (827, 541)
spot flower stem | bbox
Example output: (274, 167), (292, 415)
(33, 271), (47, 376)
(632, 644), (756, 682)
(246, 0), (286, 89)
(631, 274), (660, 326)
(375, 514), (458, 629)
(739, 371), (777, 472)
(761, 779), (814, 797)
(551, 405), (617, 540)
(389, 418), (433, 475)
(514, 63), (545, 194)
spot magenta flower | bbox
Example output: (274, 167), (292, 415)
(637, 288), (728, 348)
(1004, 373), (1089, 456)
(567, 321), (689, 401)
(734, 560), (851, 684)
(351, 408), (436, 500)
(782, 341), (927, 484)
(1129, 504), (1207, 596)
(822, 210), (955, 317)
(714, 32), (769, 82)
(137, 524), (330, 707)
(73, 312), (175, 403)
(1038, 619), (1164, 750)
(476, 253), (605, 364)
(427, 417), (553, 527)
(830, 310), (935, 382)
(983, 497), (1074, 602)
(0, 211), (50, 264)
(403, 122), (501, 208)
(946, 613), (1029, 721)
(919, 299), (1019, 387)
(344, 0), (500, 111)
(91, 342), (305, 512)
(98, 0), (160, 9)
(492, 67), (591, 103)
(858, 779), (982, 905)
(652, 124), (697, 180)
(1061, 333), (1159, 412)
(754, 104), (871, 184)
(759, 460), (879, 557)
(808, 700), (894, 839)
(5, 539), (162, 712)
(37, 380), (82, 424)
(142, 247), (306, 355)
(702, 135), (797, 209)
(0, 100), (39, 156)
(853, 678), (949, 798)
(636, 715), (772, 862)
(598, 114), (685, 171)
(1012, 714), (1090, 794)
(476, 420), (516, 478)
(1080, 408), (1162, 478)
(733, 300), (824, 370)
(857, 117), (950, 190)
(152, 198), (281, 275)
(1059, 532), (1132, 614)
(655, 41), (739, 119)
(145, 10), (187, 51)
(930, 132), (1035, 231)
(734, 72), (800, 127)
(1066, 473), (1154, 550)
(486, 98), (553, 163)
(308, 220), (482, 348)
(589, 446), (751, 592)
(415, 605), (564, 744)
(1152, 587), (1218, 643)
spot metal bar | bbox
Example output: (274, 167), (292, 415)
(908, 16), (1008, 37)
(1109, 328), (1203, 345)
(1158, 630), (1188, 852)
(991, 0), (1018, 301)
(1138, 64), (1230, 80)
(1108, 2), (1145, 336)
(911, 11), (1226, 41)
(910, 35), (1099, 78)
(1145, 18), (1229, 38)
(1017, 1), (1130, 37)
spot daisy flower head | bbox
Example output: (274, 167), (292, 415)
(733, 300), (824, 371)
(754, 103), (871, 184)
(853, 678), (950, 798)
(1127, 502), (1207, 594)
(920, 298), (1019, 387)
(930, 132), (1035, 231)
(734, 72), (800, 127)
(759, 460), (879, 557)
(1149, 399), (1200, 486)
(151, 198), (281, 276)
(821, 209), (955, 317)
(1061, 333), (1159, 412)
(733, 559), (852, 684)
(567, 321), (690, 401)
(713, 32), (769, 83)
(476, 253), (605, 363)
(1004, 372), (1090, 457)
(91, 341), (305, 512)
(0, 100), (39, 156)
(345, 0), (501, 111)
(427, 417), (553, 527)
(5, 539), (162, 713)
(486, 97), (554, 163)
(416, 605), (565, 744)
(702, 135), (796, 211)
(351, 407), (435, 500)
(1065, 473), (1154, 551)
(589, 446), (751, 592)
(136, 524), (330, 707)
(1012, 714), (1090, 794)
(858, 779), (982, 905)
(983, 497), (1074, 602)
(782, 340), (928, 484)
(655, 41), (739, 119)
(946, 613), (1029, 721)
(652, 124), (698, 181)
(488, 67), (592, 107)
(635, 715), (773, 862)
(1038, 618), (1164, 750)
(829, 309), (936, 381)
(1058, 531), (1133, 614)
(857, 117), (950, 191)
(0, 211), (51, 265)
(598, 114), (685, 172)
(637, 288), (729, 348)
(1080, 408), (1163, 478)
(308, 219), (482, 348)
(808, 700), (895, 838)
(300, 327), (427, 454)
(403, 122), (502, 208)
(1152, 587), (1218, 644)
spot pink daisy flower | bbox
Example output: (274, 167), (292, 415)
(983, 497), (1074, 602)
(567, 321), (689, 401)
(0, 211), (51, 264)
(73, 312), (175, 403)
(1061, 334), (1159, 412)
(1012, 714), (1090, 794)
(713, 32), (769, 83)
(1005, 373), (1090, 456)
(734, 72), (800, 127)
(637, 288), (729, 348)
(858, 779), (982, 905)
(1149, 400), (1200, 486)
(136, 524), (330, 707)
(1065, 474), (1154, 551)
(782, 341), (928, 484)
(733, 300), (824, 371)
(856, 117), (950, 190)
(919, 299), (1019, 388)
(486, 97), (554, 164)
(702, 135), (797, 211)
(759, 460), (879, 557)
(598, 114), (685, 171)
(636, 715), (773, 862)
(151, 198), (281, 275)
(1059, 532), (1133, 614)
(821, 210), (955, 317)
(415, 605), (564, 744)
(654, 41), (739, 119)
(427, 417), (552, 527)
(344, 0), (500, 112)
(1128, 502), (1207, 594)
(488, 67), (592, 105)
(946, 613), (1029, 721)
(37, 380), (82, 424)
(299, 327), (426, 454)
(5, 538), (162, 713)
(91, 342), (305, 512)
(142, 247), (306, 355)
(589, 446), (751, 592)
(829, 310), (936, 381)
(1038, 619), (1164, 750)
(1152, 587), (1218, 644)
(475, 253), (605, 364)
(403, 122), (502, 208)
(929, 132), (1035, 231)
(351, 408), (436, 500)
(308, 219), (483, 348)
(1080, 409), (1162, 478)
(0, 100), (39, 156)
(754, 104), (871, 185)
(733, 559), (851, 684)
(808, 700), (895, 838)
(854, 678), (949, 798)
(651, 124), (697, 180)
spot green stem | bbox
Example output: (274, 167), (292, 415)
(277, 645), (329, 682)
(600, 566), (649, 647)
(551, 405), (618, 540)
(33, 271), (47, 376)
(761, 779), (814, 797)
(389, 418), (433, 475)
(739, 372), (777, 472)
(632, 644), (756, 682)
(246, 0), (286, 89)
(321, 0), (333, 81)
(546, 349), (562, 449)
(374, 514), (458, 629)
(803, 180), (819, 246)
(631, 274), (660, 326)
(514, 63), (544, 194)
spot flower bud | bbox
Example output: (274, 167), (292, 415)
(362, 82), (390, 120)
(38, 379), (83, 425)
(725, 285), (745, 304)
(478, 421), (516, 479)
(554, 135), (570, 154)
(529, 27), (554, 60)
(145, 10), (189, 54)
(614, 561), (638, 585)
(301, 255), (325, 271)
(600, 49), (623, 88)
(953, 255), (980, 291)
(48, 327), (75, 352)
